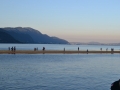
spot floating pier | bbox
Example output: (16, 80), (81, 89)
(0, 50), (120, 54)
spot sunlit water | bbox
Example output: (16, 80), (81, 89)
(0, 54), (120, 90)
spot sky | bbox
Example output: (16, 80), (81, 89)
(0, 0), (120, 43)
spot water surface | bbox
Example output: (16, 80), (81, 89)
(0, 54), (120, 90)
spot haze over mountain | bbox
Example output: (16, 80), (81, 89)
(0, 27), (69, 44)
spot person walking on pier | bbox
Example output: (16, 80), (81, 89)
(78, 47), (79, 51)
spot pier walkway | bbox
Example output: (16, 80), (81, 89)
(0, 50), (120, 54)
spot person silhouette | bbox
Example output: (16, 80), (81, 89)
(87, 49), (88, 54)
(64, 48), (65, 51)
(111, 79), (120, 90)
(14, 46), (16, 51)
(43, 47), (45, 51)
(11, 47), (13, 51)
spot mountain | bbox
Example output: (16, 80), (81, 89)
(0, 28), (20, 43)
(0, 27), (69, 44)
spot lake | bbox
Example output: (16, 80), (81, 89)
(0, 44), (120, 90)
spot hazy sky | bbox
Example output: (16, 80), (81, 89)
(0, 0), (120, 43)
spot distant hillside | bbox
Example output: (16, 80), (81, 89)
(0, 27), (69, 44)
(70, 42), (120, 45)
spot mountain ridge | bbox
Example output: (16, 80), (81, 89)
(0, 28), (21, 43)
(0, 27), (69, 44)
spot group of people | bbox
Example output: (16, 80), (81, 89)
(100, 48), (114, 51)
(8, 46), (16, 51)
(63, 47), (89, 53)
(7, 47), (116, 53)
(33, 47), (47, 51)
(34, 47), (46, 51)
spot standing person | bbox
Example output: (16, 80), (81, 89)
(111, 48), (114, 52)
(14, 46), (16, 51)
(42, 47), (45, 54)
(13, 46), (16, 54)
(43, 47), (45, 51)
(11, 47), (13, 51)
(34, 48), (37, 51)
(78, 47), (79, 51)
(87, 49), (88, 54)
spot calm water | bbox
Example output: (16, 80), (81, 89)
(0, 53), (120, 90)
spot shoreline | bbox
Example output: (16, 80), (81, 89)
(0, 50), (120, 54)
